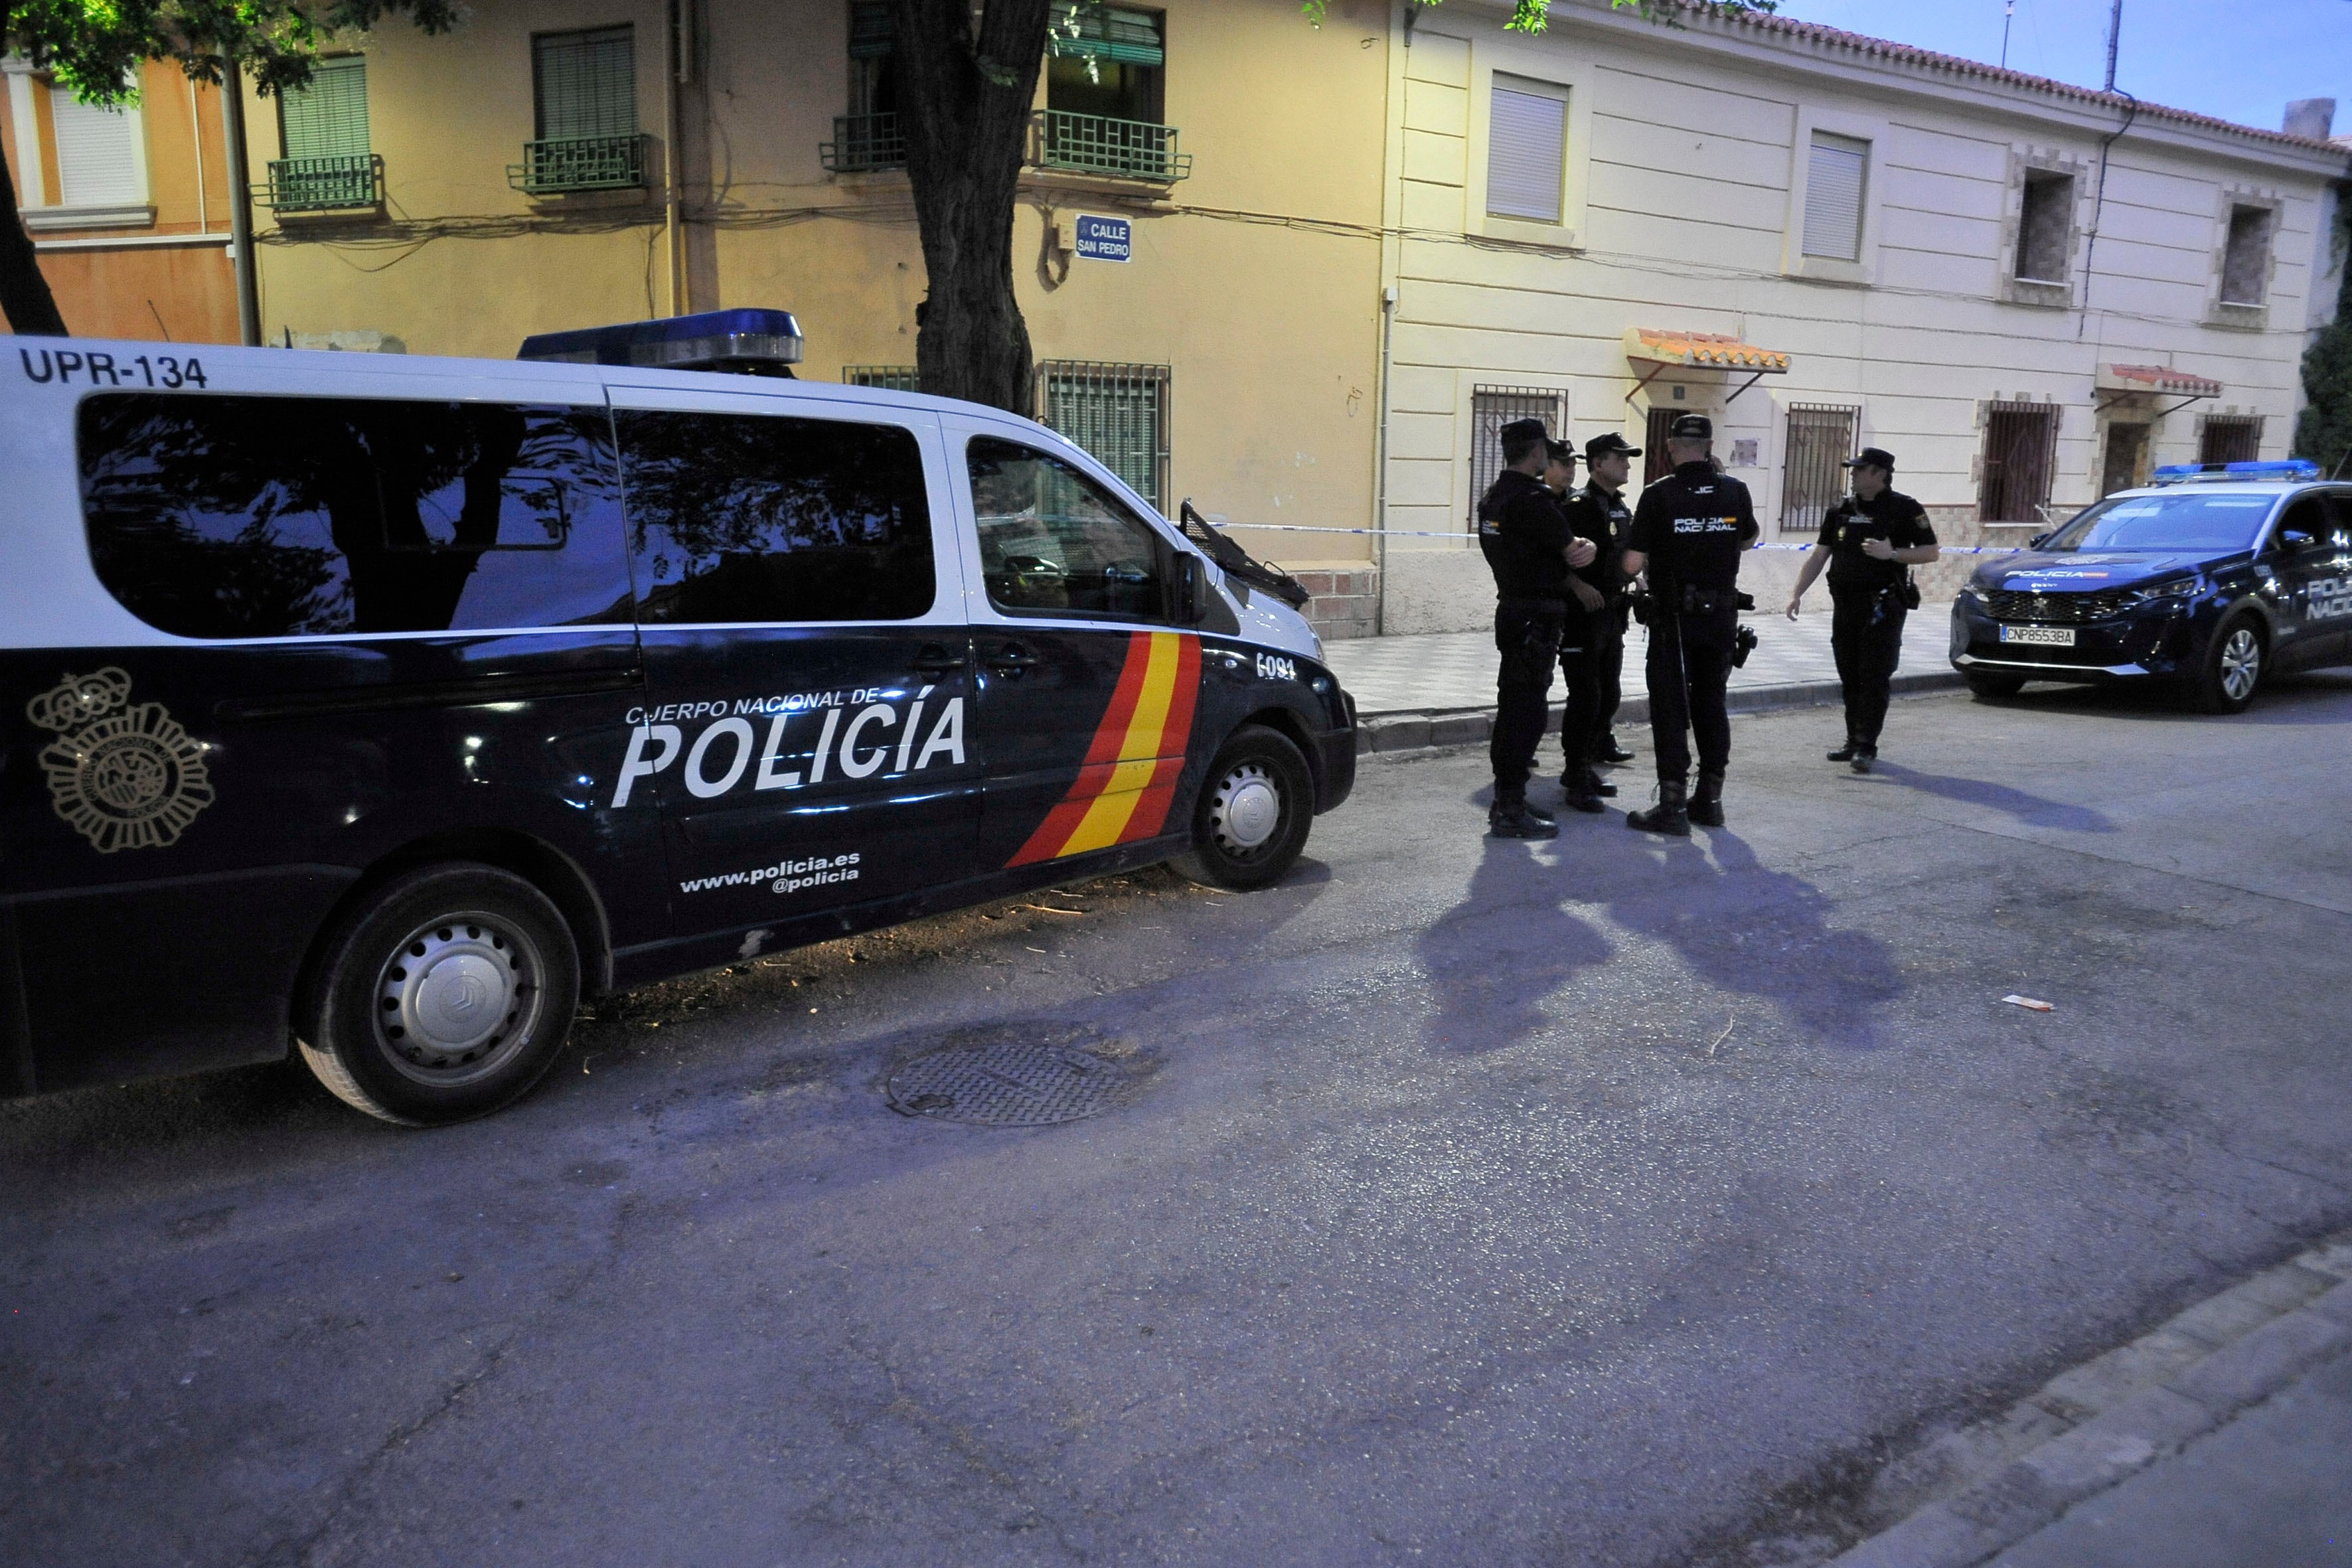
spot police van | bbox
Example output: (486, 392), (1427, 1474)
(1, 311), (1356, 1124)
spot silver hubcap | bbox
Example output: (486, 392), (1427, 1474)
(1208, 761), (1283, 856)
(2219, 629), (2260, 701)
(375, 911), (542, 1086)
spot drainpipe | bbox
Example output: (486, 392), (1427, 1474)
(664, 0), (688, 316)
(1373, 283), (1397, 636)
(220, 57), (260, 346)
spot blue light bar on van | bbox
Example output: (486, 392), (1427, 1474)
(2151, 459), (2320, 485)
(516, 309), (804, 375)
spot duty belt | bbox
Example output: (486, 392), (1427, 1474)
(1498, 595), (1568, 612)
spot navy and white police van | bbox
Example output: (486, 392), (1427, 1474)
(1, 311), (1356, 1123)
(1950, 459), (2352, 712)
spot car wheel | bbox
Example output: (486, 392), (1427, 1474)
(297, 864), (580, 1125)
(1965, 671), (2026, 701)
(1170, 725), (1314, 892)
(2189, 613), (2265, 715)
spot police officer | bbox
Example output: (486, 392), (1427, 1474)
(1579, 431), (1642, 775)
(1786, 446), (1940, 773)
(1618, 414), (1759, 835)
(1548, 441), (1614, 814)
(1476, 418), (1597, 838)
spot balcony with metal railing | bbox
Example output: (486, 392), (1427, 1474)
(1031, 110), (1190, 183)
(507, 134), (649, 196)
(258, 155), (383, 212)
(821, 114), (907, 174)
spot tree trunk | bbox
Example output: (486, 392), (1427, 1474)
(0, 106), (70, 337)
(889, 0), (1051, 415)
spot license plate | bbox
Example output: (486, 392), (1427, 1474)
(2001, 625), (2076, 647)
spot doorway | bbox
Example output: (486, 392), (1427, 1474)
(2100, 422), (2149, 497)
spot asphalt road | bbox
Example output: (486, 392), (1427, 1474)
(5, 676), (2351, 1568)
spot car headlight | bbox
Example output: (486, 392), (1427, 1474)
(1960, 580), (1998, 601)
(2124, 577), (2197, 607)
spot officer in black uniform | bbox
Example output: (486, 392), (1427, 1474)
(1549, 442), (1615, 814)
(1786, 445), (1940, 773)
(1618, 414), (1759, 835)
(1476, 418), (1596, 838)
(1580, 431), (1641, 773)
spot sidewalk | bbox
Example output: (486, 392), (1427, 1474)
(1320, 611), (1953, 718)
(1828, 1231), (2352, 1568)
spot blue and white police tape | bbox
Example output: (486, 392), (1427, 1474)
(1203, 520), (2029, 554)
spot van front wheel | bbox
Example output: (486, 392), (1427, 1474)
(1170, 726), (1313, 892)
(297, 864), (580, 1125)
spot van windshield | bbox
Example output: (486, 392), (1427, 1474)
(2040, 493), (2276, 552)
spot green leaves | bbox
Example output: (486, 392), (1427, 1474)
(3, 1), (467, 103)
(1301, 0), (1777, 35)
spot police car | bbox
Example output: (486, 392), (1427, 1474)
(1, 311), (1356, 1124)
(1950, 460), (2352, 713)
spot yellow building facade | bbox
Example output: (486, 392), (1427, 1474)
(237, 0), (1395, 637)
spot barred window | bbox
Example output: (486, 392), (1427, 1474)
(1469, 386), (1565, 522)
(1980, 400), (2061, 523)
(2199, 414), (2263, 466)
(1036, 360), (1171, 510)
(1782, 404), (1859, 535)
(842, 365), (921, 391)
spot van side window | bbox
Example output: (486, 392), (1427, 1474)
(968, 437), (1166, 619)
(615, 410), (934, 623)
(78, 394), (632, 639)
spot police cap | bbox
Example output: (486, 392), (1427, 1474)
(1545, 439), (1576, 466)
(1498, 417), (1549, 445)
(1667, 413), (1713, 441)
(1585, 431), (1641, 462)
(1842, 446), (1897, 473)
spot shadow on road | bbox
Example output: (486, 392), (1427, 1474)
(1415, 831), (1613, 1056)
(1597, 826), (1909, 1051)
(1866, 760), (2117, 833)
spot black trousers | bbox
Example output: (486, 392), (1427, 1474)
(1588, 609), (1626, 747)
(1646, 606), (1737, 781)
(1555, 609), (1608, 772)
(1491, 601), (1564, 797)
(1831, 586), (1907, 749)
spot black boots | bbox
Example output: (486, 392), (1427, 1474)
(1626, 778), (1690, 836)
(1827, 740), (1861, 762)
(1557, 753), (1608, 814)
(1688, 770), (1725, 828)
(1490, 791), (1559, 839)
(1848, 747), (1875, 775)
(1595, 734), (1637, 764)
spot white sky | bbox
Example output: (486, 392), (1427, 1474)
(1766, 0), (2352, 136)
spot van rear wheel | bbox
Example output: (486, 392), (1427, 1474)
(1170, 725), (1313, 892)
(297, 864), (580, 1125)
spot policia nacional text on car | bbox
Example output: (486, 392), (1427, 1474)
(1786, 446), (1940, 773)
(1476, 418), (1599, 838)
(1618, 414), (1760, 836)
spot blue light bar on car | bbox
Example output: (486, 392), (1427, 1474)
(2151, 459), (2320, 485)
(516, 309), (805, 375)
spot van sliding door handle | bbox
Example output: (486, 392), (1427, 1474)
(911, 644), (967, 674)
(985, 642), (1041, 674)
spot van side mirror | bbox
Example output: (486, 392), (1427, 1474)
(2282, 529), (2315, 549)
(2027, 532), (2050, 550)
(1171, 550), (1210, 624)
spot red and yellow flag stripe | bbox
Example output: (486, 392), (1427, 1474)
(1008, 631), (1202, 866)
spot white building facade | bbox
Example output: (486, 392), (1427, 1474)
(1367, 0), (2351, 631)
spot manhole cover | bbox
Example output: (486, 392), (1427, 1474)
(885, 1040), (1142, 1127)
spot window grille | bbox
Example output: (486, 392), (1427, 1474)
(1980, 400), (2061, 522)
(1036, 361), (1172, 511)
(2198, 414), (2263, 466)
(2016, 171), (2073, 283)
(1468, 385), (1566, 524)
(1782, 403), (1859, 535)
(50, 93), (143, 207)
(1802, 132), (1867, 261)
(1487, 76), (1567, 224)
(2220, 206), (2272, 306)
(843, 365), (921, 391)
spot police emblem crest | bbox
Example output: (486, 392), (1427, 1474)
(29, 668), (215, 853)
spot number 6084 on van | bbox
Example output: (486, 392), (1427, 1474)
(1, 312), (1356, 1125)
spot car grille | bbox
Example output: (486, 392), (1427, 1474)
(1984, 587), (2137, 623)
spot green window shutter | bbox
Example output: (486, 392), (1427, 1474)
(280, 56), (370, 160)
(534, 27), (637, 140)
(1049, 5), (1164, 67)
(849, 2), (894, 59)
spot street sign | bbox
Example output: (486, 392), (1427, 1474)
(1074, 214), (1132, 263)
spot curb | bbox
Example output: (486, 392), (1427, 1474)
(1352, 671), (1966, 755)
(1816, 1230), (2352, 1568)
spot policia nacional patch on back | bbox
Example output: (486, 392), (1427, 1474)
(29, 667), (216, 854)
